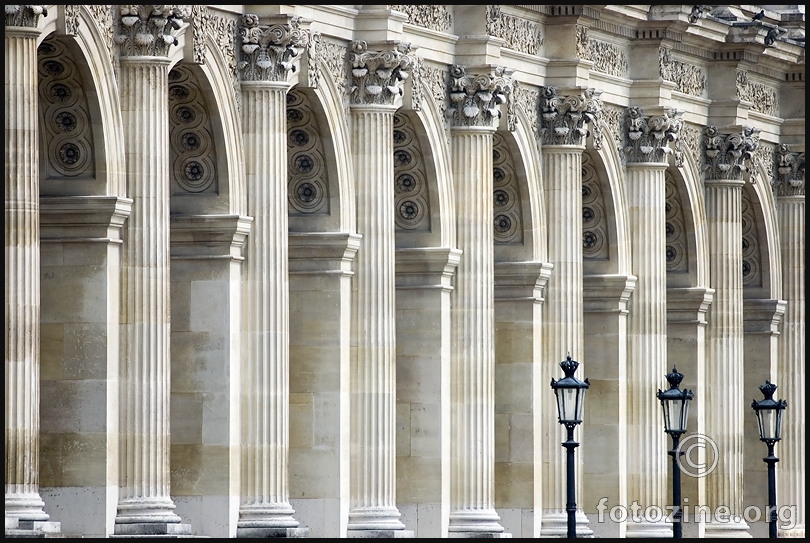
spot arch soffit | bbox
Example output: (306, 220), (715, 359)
(747, 160), (783, 300)
(673, 150), (711, 289)
(38, 5), (127, 198)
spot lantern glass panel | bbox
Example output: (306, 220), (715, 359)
(757, 408), (779, 441)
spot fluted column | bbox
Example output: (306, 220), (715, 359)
(702, 126), (759, 538)
(5, 5), (55, 533)
(446, 65), (513, 537)
(620, 106), (683, 538)
(114, 6), (191, 536)
(773, 145), (804, 538)
(346, 40), (413, 535)
(538, 86), (602, 538)
(236, 15), (309, 537)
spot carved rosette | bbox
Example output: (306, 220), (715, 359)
(114, 5), (189, 58)
(238, 14), (309, 83)
(773, 144), (805, 196)
(447, 64), (514, 129)
(5, 4), (47, 27)
(539, 86), (603, 148)
(348, 40), (413, 106)
(622, 106), (683, 164)
(702, 126), (760, 181)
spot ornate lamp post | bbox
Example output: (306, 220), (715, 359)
(751, 380), (787, 539)
(657, 367), (693, 539)
(550, 354), (589, 538)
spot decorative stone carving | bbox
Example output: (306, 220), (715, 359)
(393, 114), (430, 231)
(741, 190), (762, 286)
(114, 5), (189, 58)
(576, 25), (590, 61)
(408, 55), (424, 112)
(87, 5), (116, 77)
(486, 5), (542, 56)
(736, 70), (779, 117)
(63, 5), (80, 35)
(190, 5), (209, 64)
(305, 30), (322, 90)
(689, 5), (707, 24)
(702, 126), (760, 181)
(447, 65), (514, 129)
(659, 47), (706, 97)
(582, 151), (609, 260)
(321, 39), (349, 122)
(209, 12), (239, 109)
(679, 123), (701, 168)
(389, 4), (452, 33)
(287, 89), (330, 214)
(622, 106), (683, 164)
(5, 4), (47, 27)
(348, 40), (414, 106)
(539, 86), (603, 147)
(493, 132), (522, 244)
(238, 14), (309, 82)
(601, 105), (624, 153)
(588, 39), (628, 78)
(773, 144), (805, 196)
(513, 84), (539, 142)
(664, 172), (688, 273)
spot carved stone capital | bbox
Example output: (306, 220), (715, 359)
(773, 144), (805, 196)
(238, 14), (310, 83)
(349, 40), (414, 106)
(702, 126), (760, 181)
(5, 5), (47, 28)
(623, 106), (683, 164)
(447, 65), (514, 129)
(539, 86), (603, 147)
(115, 5), (189, 58)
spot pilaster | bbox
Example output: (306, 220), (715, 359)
(347, 40), (413, 537)
(538, 85), (602, 538)
(772, 145), (805, 538)
(447, 65), (512, 538)
(237, 13), (309, 537)
(4, 5), (60, 536)
(702, 125), (760, 539)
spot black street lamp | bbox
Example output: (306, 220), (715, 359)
(550, 354), (589, 539)
(657, 367), (693, 539)
(751, 380), (787, 539)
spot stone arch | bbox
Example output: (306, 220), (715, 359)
(743, 159), (783, 301)
(672, 146), (711, 289)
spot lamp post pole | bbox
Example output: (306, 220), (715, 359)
(563, 423), (579, 538)
(668, 432), (683, 539)
(765, 441), (778, 539)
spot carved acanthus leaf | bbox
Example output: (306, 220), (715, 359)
(238, 14), (310, 83)
(539, 86), (603, 147)
(703, 126), (760, 181)
(114, 5), (189, 58)
(623, 106), (683, 164)
(349, 40), (414, 106)
(5, 4), (47, 28)
(447, 65), (514, 129)
(773, 144), (805, 196)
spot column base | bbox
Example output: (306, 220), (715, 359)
(5, 517), (61, 538)
(347, 529), (415, 538)
(113, 522), (192, 537)
(704, 518), (751, 538)
(237, 527), (309, 538)
(448, 532), (512, 538)
(539, 510), (594, 537)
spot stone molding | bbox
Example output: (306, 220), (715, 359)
(539, 86), (603, 148)
(238, 14), (309, 83)
(702, 126), (760, 181)
(114, 5), (189, 58)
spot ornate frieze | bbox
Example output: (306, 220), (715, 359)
(622, 106), (683, 164)
(389, 4), (452, 33)
(5, 4), (47, 27)
(588, 39), (628, 78)
(393, 114), (430, 231)
(238, 14), (309, 82)
(582, 151), (609, 260)
(190, 5), (209, 64)
(38, 38), (96, 180)
(447, 65), (514, 129)
(493, 132), (523, 244)
(486, 5), (542, 56)
(349, 40), (414, 106)
(736, 70), (779, 117)
(702, 126), (760, 181)
(114, 5), (189, 58)
(659, 47), (706, 97)
(773, 144), (805, 196)
(539, 86), (603, 147)
(287, 89), (330, 214)
(168, 65), (217, 194)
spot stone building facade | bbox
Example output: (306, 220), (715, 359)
(4, 4), (805, 539)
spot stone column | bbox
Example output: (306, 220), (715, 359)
(446, 64), (513, 537)
(114, 6), (191, 536)
(621, 106), (683, 538)
(773, 144), (805, 538)
(346, 40), (413, 536)
(538, 86), (602, 538)
(4, 5), (59, 535)
(236, 14), (309, 537)
(702, 126), (760, 538)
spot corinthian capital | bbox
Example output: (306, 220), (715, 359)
(623, 106), (683, 164)
(773, 144), (805, 196)
(238, 14), (310, 83)
(447, 65), (514, 129)
(349, 40), (414, 106)
(539, 86), (603, 147)
(115, 5), (189, 58)
(703, 126), (760, 181)
(5, 5), (47, 28)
